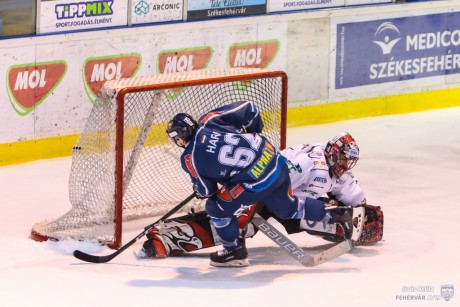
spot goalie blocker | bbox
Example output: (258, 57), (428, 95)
(137, 199), (383, 259)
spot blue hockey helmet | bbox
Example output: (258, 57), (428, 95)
(166, 113), (198, 148)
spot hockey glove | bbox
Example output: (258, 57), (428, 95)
(354, 204), (384, 245)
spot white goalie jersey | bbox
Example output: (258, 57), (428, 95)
(281, 144), (366, 207)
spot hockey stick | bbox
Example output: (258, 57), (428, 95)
(73, 193), (196, 263)
(159, 148), (352, 266)
(252, 213), (353, 267)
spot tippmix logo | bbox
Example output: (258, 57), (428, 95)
(55, 1), (113, 19)
(7, 61), (67, 116)
(83, 53), (142, 102)
(372, 22), (401, 55)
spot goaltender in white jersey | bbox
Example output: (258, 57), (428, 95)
(282, 143), (366, 209)
(279, 132), (383, 245)
(136, 132), (384, 261)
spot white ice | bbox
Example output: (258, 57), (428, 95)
(1, 107), (459, 307)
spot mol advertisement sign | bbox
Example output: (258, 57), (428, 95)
(157, 47), (213, 74)
(335, 11), (460, 89)
(186, 0), (267, 21)
(228, 40), (280, 68)
(131, 0), (183, 24)
(39, 0), (128, 34)
(83, 54), (142, 102)
(7, 61), (67, 116)
(157, 46), (213, 99)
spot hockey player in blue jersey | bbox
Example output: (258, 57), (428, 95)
(137, 101), (367, 267)
(163, 100), (303, 267)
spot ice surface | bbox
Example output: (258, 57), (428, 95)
(1, 107), (459, 306)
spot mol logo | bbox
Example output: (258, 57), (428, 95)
(228, 40), (279, 90)
(83, 53), (142, 102)
(228, 40), (280, 69)
(157, 46), (213, 99)
(372, 22), (401, 55)
(7, 61), (67, 116)
(55, 1), (113, 19)
(158, 46), (213, 74)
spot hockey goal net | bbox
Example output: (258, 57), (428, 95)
(30, 67), (287, 249)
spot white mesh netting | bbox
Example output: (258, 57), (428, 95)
(31, 68), (286, 247)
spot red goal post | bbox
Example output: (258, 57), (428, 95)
(30, 67), (288, 249)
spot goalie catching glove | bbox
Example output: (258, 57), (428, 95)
(298, 202), (383, 245)
(355, 204), (384, 245)
(261, 198), (384, 246)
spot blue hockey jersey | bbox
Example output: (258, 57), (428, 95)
(180, 100), (286, 198)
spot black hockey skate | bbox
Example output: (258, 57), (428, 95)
(210, 245), (249, 267)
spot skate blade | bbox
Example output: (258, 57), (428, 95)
(133, 249), (150, 260)
(210, 258), (249, 267)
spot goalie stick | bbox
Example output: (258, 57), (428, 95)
(73, 193), (196, 263)
(252, 213), (353, 267)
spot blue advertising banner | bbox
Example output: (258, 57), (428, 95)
(187, 0), (267, 21)
(335, 12), (460, 89)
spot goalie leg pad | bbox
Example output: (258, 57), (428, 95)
(140, 210), (258, 258)
(141, 211), (217, 258)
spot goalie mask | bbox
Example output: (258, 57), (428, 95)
(324, 132), (359, 178)
(166, 113), (198, 148)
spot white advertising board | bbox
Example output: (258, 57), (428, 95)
(0, 21), (287, 143)
(268, 0), (345, 13)
(38, 0), (128, 34)
(130, 0), (183, 24)
(345, 0), (392, 6)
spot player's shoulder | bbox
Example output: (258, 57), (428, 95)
(305, 144), (326, 157)
(301, 145), (328, 168)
